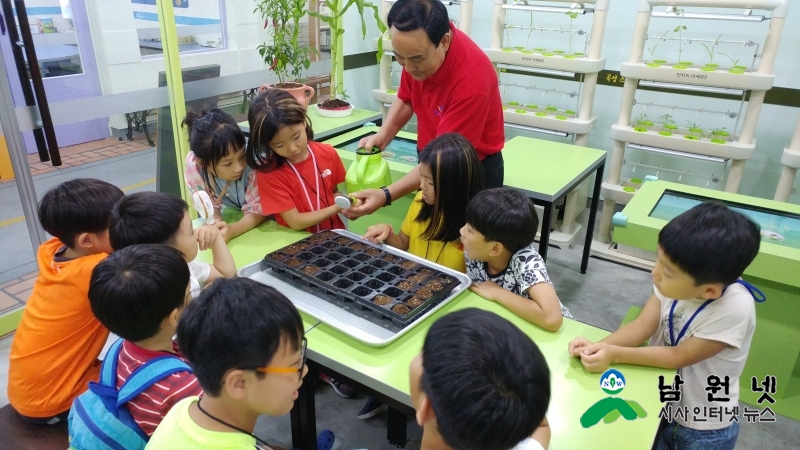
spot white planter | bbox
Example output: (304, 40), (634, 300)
(315, 103), (355, 118)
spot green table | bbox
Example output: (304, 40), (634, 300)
(237, 105), (382, 141)
(496, 136), (606, 272)
(198, 223), (670, 450)
(614, 181), (800, 420)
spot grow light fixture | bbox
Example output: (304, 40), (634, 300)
(627, 144), (727, 163)
(651, 11), (766, 23)
(504, 4), (593, 14)
(496, 63), (576, 79)
(505, 123), (569, 138)
(638, 81), (744, 97)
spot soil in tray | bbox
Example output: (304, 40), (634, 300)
(405, 296), (425, 308)
(335, 237), (350, 245)
(365, 247), (381, 256)
(392, 304), (412, 315)
(333, 279), (353, 289)
(399, 260), (418, 270)
(373, 295), (392, 305)
(301, 265), (320, 275)
(347, 272), (366, 282)
(377, 272), (396, 282)
(365, 279), (385, 290)
(434, 276), (454, 285)
(286, 258), (303, 268)
(419, 268), (434, 276)
(268, 251), (289, 262)
(283, 243), (309, 254)
(316, 271), (335, 282)
(408, 273), (428, 284)
(349, 242), (368, 251)
(425, 281), (444, 292)
(416, 288), (434, 300)
(383, 254), (399, 262)
(358, 266), (377, 275)
(396, 280), (415, 290)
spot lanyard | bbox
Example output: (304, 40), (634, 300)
(668, 279), (767, 346)
(287, 145), (320, 233)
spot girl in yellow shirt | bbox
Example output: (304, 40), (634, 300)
(363, 133), (484, 273)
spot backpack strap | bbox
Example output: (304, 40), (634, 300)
(99, 339), (126, 387)
(116, 355), (192, 407)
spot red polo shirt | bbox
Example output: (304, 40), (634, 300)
(397, 23), (504, 160)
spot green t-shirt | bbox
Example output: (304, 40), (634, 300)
(146, 396), (265, 449)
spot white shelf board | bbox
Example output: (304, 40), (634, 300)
(373, 37), (393, 52)
(372, 89), (397, 104)
(610, 125), (755, 160)
(485, 48), (605, 74)
(620, 63), (775, 91)
(601, 182), (636, 204)
(504, 110), (596, 135)
(781, 148), (800, 169)
(32, 30), (77, 47)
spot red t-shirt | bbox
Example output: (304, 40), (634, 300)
(397, 23), (504, 160)
(116, 340), (201, 437)
(257, 141), (346, 233)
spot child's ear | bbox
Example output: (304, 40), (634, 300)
(699, 283), (724, 300)
(489, 241), (504, 257)
(74, 232), (93, 250)
(415, 393), (436, 427)
(222, 370), (249, 401)
(166, 308), (180, 329)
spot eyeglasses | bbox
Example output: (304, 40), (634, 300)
(249, 337), (307, 381)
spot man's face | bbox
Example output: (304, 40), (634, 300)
(390, 26), (451, 81)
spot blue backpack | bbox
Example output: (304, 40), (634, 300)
(68, 339), (192, 450)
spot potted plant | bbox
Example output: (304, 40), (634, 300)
(545, 104), (558, 112)
(700, 34), (722, 71)
(634, 113), (654, 129)
(256, 0), (316, 108)
(686, 121), (705, 138)
(660, 114), (677, 132)
(711, 127), (730, 143)
(310, 0), (387, 117)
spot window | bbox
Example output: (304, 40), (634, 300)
(132, 0), (226, 57)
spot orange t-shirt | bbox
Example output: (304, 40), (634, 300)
(8, 238), (110, 417)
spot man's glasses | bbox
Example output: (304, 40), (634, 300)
(249, 337), (308, 381)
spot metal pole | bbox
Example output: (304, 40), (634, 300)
(0, 45), (47, 247)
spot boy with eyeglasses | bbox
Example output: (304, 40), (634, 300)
(147, 278), (317, 449)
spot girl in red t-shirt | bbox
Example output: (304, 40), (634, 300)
(246, 89), (348, 233)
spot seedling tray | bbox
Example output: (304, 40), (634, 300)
(262, 230), (462, 328)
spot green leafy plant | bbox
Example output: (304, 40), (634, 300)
(515, 109), (528, 114)
(508, 101), (520, 106)
(555, 115), (568, 120)
(660, 114), (677, 130)
(527, 12), (535, 48)
(686, 121), (705, 135)
(635, 113), (654, 127)
(545, 104), (558, 112)
(526, 104), (539, 109)
(712, 127), (729, 137)
(684, 135), (700, 141)
(565, 109), (576, 115)
(700, 34), (723, 67)
(255, 0), (314, 87)
(648, 29), (670, 61)
(710, 138), (726, 144)
(535, 112), (548, 117)
(309, 0), (387, 100)
(633, 125), (648, 132)
(565, 11), (578, 57)
(673, 9), (687, 63)
(659, 130), (672, 136)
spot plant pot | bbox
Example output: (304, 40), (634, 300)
(565, 110), (576, 115)
(653, 59), (667, 64)
(663, 124), (678, 131)
(704, 63), (719, 68)
(564, 55), (576, 59)
(672, 65), (688, 70)
(502, 47), (513, 52)
(713, 131), (730, 138)
(386, 89), (397, 94)
(526, 104), (539, 109)
(535, 112), (547, 117)
(630, 178), (643, 185)
(684, 135), (700, 141)
(553, 50), (565, 54)
(634, 126), (648, 132)
(543, 52), (554, 56)
(640, 120), (654, 127)
(688, 127), (704, 134)
(515, 109), (527, 114)
(545, 107), (558, 112)
(647, 63), (662, 67)
(521, 50), (533, 54)
(701, 67), (716, 72)
(678, 61), (693, 66)
(710, 138), (726, 144)
(729, 69), (745, 74)
(623, 187), (637, 193)
(508, 101), (520, 106)
(533, 48), (546, 52)
(316, 102), (354, 118)
(514, 46), (525, 50)
(733, 65), (748, 70)
(573, 52), (584, 56)
(262, 83), (315, 109)
(658, 131), (672, 136)
(555, 115), (567, 121)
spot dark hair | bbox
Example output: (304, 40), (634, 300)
(659, 201), (761, 285)
(466, 187), (539, 254)
(421, 308), (550, 450)
(182, 108), (247, 194)
(388, 0), (450, 47)
(245, 89), (314, 172)
(37, 178), (124, 248)
(89, 244), (190, 342)
(109, 191), (188, 250)
(417, 133), (484, 242)
(177, 278), (304, 396)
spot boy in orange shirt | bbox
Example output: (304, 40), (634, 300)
(7, 178), (124, 424)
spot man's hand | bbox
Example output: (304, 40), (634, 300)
(362, 223), (393, 244)
(568, 337), (595, 357)
(358, 130), (392, 153)
(196, 224), (221, 251)
(469, 280), (505, 302)
(343, 188), (386, 220)
(578, 342), (615, 373)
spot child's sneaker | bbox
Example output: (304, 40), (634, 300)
(319, 373), (357, 398)
(357, 396), (387, 419)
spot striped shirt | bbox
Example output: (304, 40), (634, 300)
(116, 340), (202, 437)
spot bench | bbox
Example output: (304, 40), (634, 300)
(0, 404), (69, 450)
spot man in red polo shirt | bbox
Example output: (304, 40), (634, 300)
(347, 0), (504, 219)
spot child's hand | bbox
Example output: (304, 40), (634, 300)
(577, 342), (613, 373)
(196, 224), (221, 251)
(469, 280), (504, 302)
(362, 224), (393, 243)
(568, 337), (594, 357)
(213, 220), (231, 242)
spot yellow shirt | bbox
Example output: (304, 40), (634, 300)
(146, 396), (266, 449)
(401, 192), (466, 273)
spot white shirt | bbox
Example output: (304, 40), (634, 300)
(511, 438), (546, 450)
(188, 260), (211, 297)
(649, 283), (755, 430)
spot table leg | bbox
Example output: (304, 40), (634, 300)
(538, 202), (553, 262)
(387, 406), (408, 448)
(581, 163), (605, 274)
(291, 367), (318, 450)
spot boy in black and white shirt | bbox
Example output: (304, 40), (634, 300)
(461, 188), (573, 332)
